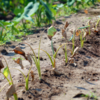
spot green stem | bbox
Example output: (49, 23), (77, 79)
(25, 65), (32, 90)
(12, 26), (14, 35)
(51, 38), (54, 55)
(13, 93), (18, 100)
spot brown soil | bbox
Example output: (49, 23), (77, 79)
(0, 4), (100, 100)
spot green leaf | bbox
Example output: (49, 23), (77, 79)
(47, 26), (56, 37)
(40, 0), (52, 15)
(24, 2), (39, 16)
(23, 15), (34, 22)
(14, 8), (24, 15)
(3, 67), (9, 78)
(25, 77), (29, 90)
(41, 49), (54, 67)
(0, 22), (5, 29)
(12, 26), (19, 33)
(13, 2), (39, 23)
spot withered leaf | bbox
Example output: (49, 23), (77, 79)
(64, 21), (69, 29)
(6, 84), (16, 100)
(84, 9), (88, 14)
(14, 58), (24, 69)
(0, 59), (4, 72)
(62, 29), (67, 38)
(13, 47), (27, 59)
(71, 47), (79, 58)
(83, 32), (88, 38)
(26, 53), (32, 65)
(76, 30), (81, 36)
(30, 71), (34, 82)
(69, 58), (74, 64)
(47, 26), (56, 40)
(53, 46), (57, 52)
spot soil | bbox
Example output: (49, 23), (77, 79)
(0, 4), (100, 100)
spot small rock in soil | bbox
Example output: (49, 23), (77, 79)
(6, 41), (12, 45)
(1, 49), (8, 55)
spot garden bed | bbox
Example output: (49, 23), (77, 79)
(0, 5), (100, 100)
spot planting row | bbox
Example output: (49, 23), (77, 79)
(0, 17), (100, 99)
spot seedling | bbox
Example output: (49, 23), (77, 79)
(41, 44), (66, 75)
(0, 56), (18, 100)
(63, 44), (68, 63)
(24, 40), (42, 81)
(13, 47), (34, 90)
(78, 26), (90, 48)
(13, 63), (33, 91)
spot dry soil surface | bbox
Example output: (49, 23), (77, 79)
(0, 4), (100, 100)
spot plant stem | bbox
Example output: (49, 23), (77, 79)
(51, 38), (54, 55)
(13, 93), (18, 100)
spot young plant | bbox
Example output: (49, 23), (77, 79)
(0, 56), (18, 100)
(13, 61), (33, 90)
(24, 40), (42, 81)
(46, 26), (69, 74)
(41, 44), (65, 75)
(78, 26), (90, 48)
(63, 44), (68, 63)
(13, 47), (34, 90)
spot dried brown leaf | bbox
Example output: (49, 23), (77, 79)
(26, 54), (32, 65)
(14, 58), (24, 69)
(71, 47), (79, 58)
(13, 47), (27, 59)
(64, 21), (69, 29)
(62, 29), (67, 38)
(30, 71), (34, 82)
(53, 46), (57, 52)
(76, 30), (81, 36)
(69, 58), (74, 64)
(6, 84), (16, 100)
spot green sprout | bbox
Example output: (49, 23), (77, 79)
(63, 44), (68, 63)
(13, 65), (32, 91)
(80, 30), (84, 48)
(0, 56), (18, 100)
(25, 39), (42, 81)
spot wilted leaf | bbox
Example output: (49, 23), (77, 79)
(64, 21), (69, 29)
(3, 67), (9, 78)
(13, 47), (27, 59)
(69, 58), (74, 64)
(84, 9), (88, 14)
(47, 26), (57, 40)
(53, 68), (61, 75)
(62, 29), (67, 38)
(53, 46), (57, 52)
(76, 30), (81, 36)
(0, 59), (4, 72)
(14, 58), (24, 69)
(83, 32), (87, 38)
(26, 54), (32, 65)
(30, 71), (34, 82)
(6, 84), (16, 100)
(71, 47), (79, 58)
